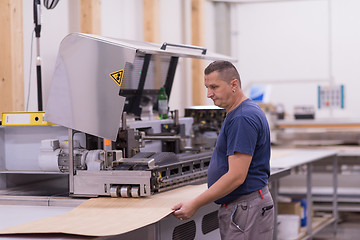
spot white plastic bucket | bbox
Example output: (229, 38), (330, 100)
(277, 214), (300, 240)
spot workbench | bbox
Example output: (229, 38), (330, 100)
(271, 148), (338, 240)
(279, 146), (360, 212)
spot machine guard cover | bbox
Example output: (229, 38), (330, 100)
(45, 33), (235, 141)
(45, 33), (133, 141)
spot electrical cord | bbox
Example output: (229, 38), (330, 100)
(27, 0), (60, 111)
(26, 30), (35, 112)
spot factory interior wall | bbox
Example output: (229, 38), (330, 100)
(22, 0), (216, 116)
(22, 0), (359, 119)
(23, 0), (72, 112)
(235, 0), (360, 119)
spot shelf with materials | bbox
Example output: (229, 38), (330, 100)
(279, 186), (360, 212)
(278, 145), (360, 213)
(297, 214), (336, 240)
(270, 148), (338, 240)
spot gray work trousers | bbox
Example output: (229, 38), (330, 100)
(218, 186), (274, 240)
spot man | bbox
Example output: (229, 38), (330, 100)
(172, 61), (274, 239)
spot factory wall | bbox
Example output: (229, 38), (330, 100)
(22, 0), (217, 116)
(22, 0), (360, 119)
(234, 0), (360, 119)
(23, 0), (71, 112)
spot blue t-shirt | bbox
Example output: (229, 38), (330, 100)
(207, 98), (271, 204)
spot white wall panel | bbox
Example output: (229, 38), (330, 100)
(237, 1), (329, 80)
(23, 0), (71, 112)
(234, 0), (360, 118)
(330, 0), (360, 118)
(101, 0), (142, 41)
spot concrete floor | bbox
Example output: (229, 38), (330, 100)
(314, 212), (360, 240)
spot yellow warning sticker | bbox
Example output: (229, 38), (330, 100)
(109, 69), (124, 86)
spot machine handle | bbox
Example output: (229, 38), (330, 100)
(161, 42), (207, 55)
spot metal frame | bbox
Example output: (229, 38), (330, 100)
(164, 56), (179, 100)
(68, 128), (75, 194)
(271, 151), (338, 240)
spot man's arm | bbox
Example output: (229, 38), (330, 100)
(172, 152), (252, 220)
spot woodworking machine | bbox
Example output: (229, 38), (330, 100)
(40, 33), (234, 198)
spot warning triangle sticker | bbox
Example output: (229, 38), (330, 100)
(109, 69), (124, 86)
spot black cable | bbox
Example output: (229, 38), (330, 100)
(43, 0), (60, 9)
(31, 0), (60, 111)
(26, 30), (36, 112)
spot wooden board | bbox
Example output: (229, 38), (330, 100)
(191, 0), (206, 106)
(80, 0), (101, 34)
(0, 0), (24, 113)
(0, 184), (208, 236)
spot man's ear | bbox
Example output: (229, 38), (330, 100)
(231, 79), (239, 88)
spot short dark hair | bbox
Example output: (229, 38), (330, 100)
(204, 61), (241, 87)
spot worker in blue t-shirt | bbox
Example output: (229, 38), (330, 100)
(172, 60), (274, 240)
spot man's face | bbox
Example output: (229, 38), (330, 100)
(204, 71), (233, 110)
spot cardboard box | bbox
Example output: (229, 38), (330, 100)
(278, 201), (302, 219)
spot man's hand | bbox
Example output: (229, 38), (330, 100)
(172, 200), (199, 221)
(171, 152), (252, 221)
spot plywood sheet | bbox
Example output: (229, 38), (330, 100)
(0, 184), (207, 236)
